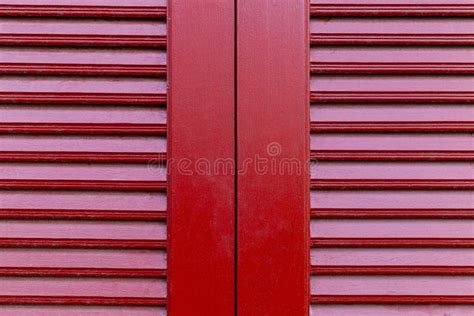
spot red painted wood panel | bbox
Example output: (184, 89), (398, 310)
(310, 0), (474, 313)
(237, 0), (310, 314)
(0, 0), (168, 313)
(167, 1), (235, 315)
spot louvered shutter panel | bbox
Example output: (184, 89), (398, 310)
(310, 0), (474, 314)
(2, 0), (472, 314)
(0, 0), (167, 314)
(0, 0), (236, 315)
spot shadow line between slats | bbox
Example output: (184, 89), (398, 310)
(311, 295), (474, 305)
(310, 4), (474, 17)
(0, 5), (167, 19)
(0, 296), (166, 306)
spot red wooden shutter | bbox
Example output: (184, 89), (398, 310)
(168, 1), (235, 315)
(0, 0), (237, 315)
(0, 0), (167, 314)
(237, 1), (310, 315)
(310, 0), (474, 314)
(2, 0), (473, 315)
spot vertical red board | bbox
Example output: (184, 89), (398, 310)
(237, 0), (310, 315)
(168, 1), (235, 315)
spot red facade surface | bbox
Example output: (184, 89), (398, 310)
(0, 0), (473, 315)
(0, 0), (167, 315)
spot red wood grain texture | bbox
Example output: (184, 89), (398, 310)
(0, 5), (167, 19)
(310, 62), (474, 75)
(0, 238), (166, 249)
(310, 179), (474, 190)
(0, 209), (166, 221)
(0, 296), (166, 306)
(310, 33), (474, 46)
(0, 123), (166, 135)
(168, 1), (235, 315)
(0, 180), (167, 191)
(310, 91), (474, 103)
(0, 63), (167, 76)
(311, 238), (474, 248)
(0, 267), (166, 278)
(0, 34), (166, 48)
(311, 295), (474, 305)
(311, 208), (474, 219)
(311, 266), (474, 275)
(237, 1), (309, 314)
(0, 92), (166, 105)
(311, 150), (474, 161)
(0, 151), (166, 163)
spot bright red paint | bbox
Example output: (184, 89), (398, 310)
(167, 0), (235, 315)
(237, 0), (310, 314)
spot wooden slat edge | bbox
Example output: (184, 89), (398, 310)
(310, 62), (474, 74)
(311, 33), (474, 46)
(0, 180), (167, 191)
(0, 267), (166, 278)
(0, 5), (166, 18)
(0, 209), (166, 221)
(310, 122), (474, 133)
(311, 179), (474, 190)
(311, 295), (474, 305)
(0, 296), (166, 306)
(0, 63), (166, 76)
(311, 150), (474, 161)
(0, 92), (166, 105)
(310, 4), (474, 17)
(0, 123), (166, 135)
(310, 91), (474, 103)
(0, 34), (166, 48)
(311, 208), (474, 219)
(0, 238), (166, 249)
(0, 151), (166, 163)
(311, 238), (474, 248)
(311, 265), (474, 275)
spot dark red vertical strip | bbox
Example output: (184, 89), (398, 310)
(237, 1), (310, 315)
(168, 1), (235, 315)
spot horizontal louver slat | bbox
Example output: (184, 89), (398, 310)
(0, 5), (166, 19)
